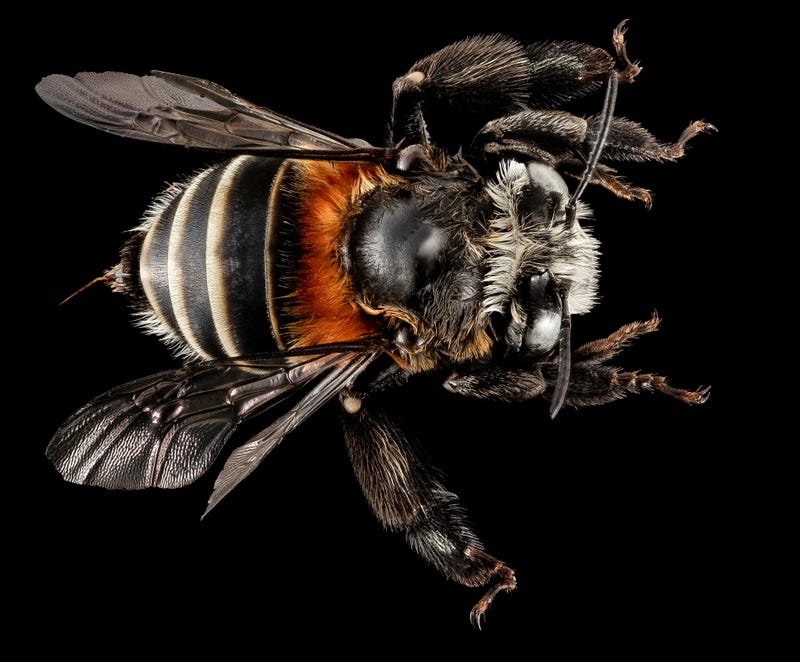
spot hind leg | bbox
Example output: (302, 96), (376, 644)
(340, 390), (516, 628)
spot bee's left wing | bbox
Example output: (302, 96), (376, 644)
(204, 350), (378, 515)
(47, 349), (380, 511)
(36, 70), (394, 161)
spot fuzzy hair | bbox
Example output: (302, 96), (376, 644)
(480, 160), (600, 323)
(121, 172), (205, 362)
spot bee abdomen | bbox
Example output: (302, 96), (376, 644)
(128, 155), (284, 360)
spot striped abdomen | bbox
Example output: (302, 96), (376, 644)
(120, 155), (389, 362)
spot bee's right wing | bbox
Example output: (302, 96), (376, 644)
(47, 350), (379, 498)
(35, 71), (394, 160)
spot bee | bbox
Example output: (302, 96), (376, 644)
(37, 22), (712, 627)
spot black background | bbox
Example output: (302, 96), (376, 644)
(17, 5), (734, 656)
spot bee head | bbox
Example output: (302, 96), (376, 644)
(481, 160), (600, 358)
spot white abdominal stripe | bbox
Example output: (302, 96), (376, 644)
(135, 156), (280, 361)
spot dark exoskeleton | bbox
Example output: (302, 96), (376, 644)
(37, 22), (712, 626)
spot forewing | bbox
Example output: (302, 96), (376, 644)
(35, 70), (362, 152)
(47, 353), (359, 490)
(204, 351), (379, 515)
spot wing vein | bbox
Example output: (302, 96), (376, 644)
(204, 352), (379, 516)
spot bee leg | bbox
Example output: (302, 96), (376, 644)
(443, 354), (709, 408)
(583, 117), (716, 164)
(611, 19), (642, 83)
(545, 315), (711, 407)
(477, 111), (713, 179)
(447, 314), (710, 409)
(390, 35), (615, 147)
(475, 109), (589, 164)
(560, 116), (714, 204)
(551, 364), (710, 408)
(444, 366), (547, 402)
(339, 390), (516, 628)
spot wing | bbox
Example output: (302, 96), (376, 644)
(35, 70), (393, 160)
(204, 351), (377, 515)
(47, 350), (379, 492)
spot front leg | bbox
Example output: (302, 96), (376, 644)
(339, 389), (516, 628)
(445, 364), (547, 402)
(444, 315), (709, 408)
(555, 315), (710, 407)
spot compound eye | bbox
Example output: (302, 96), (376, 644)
(524, 162), (570, 226)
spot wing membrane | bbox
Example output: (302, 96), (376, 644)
(36, 70), (371, 153)
(204, 351), (378, 515)
(47, 352), (374, 491)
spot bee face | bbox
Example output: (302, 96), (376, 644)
(37, 23), (713, 627)
(480, 160), (599, 356)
